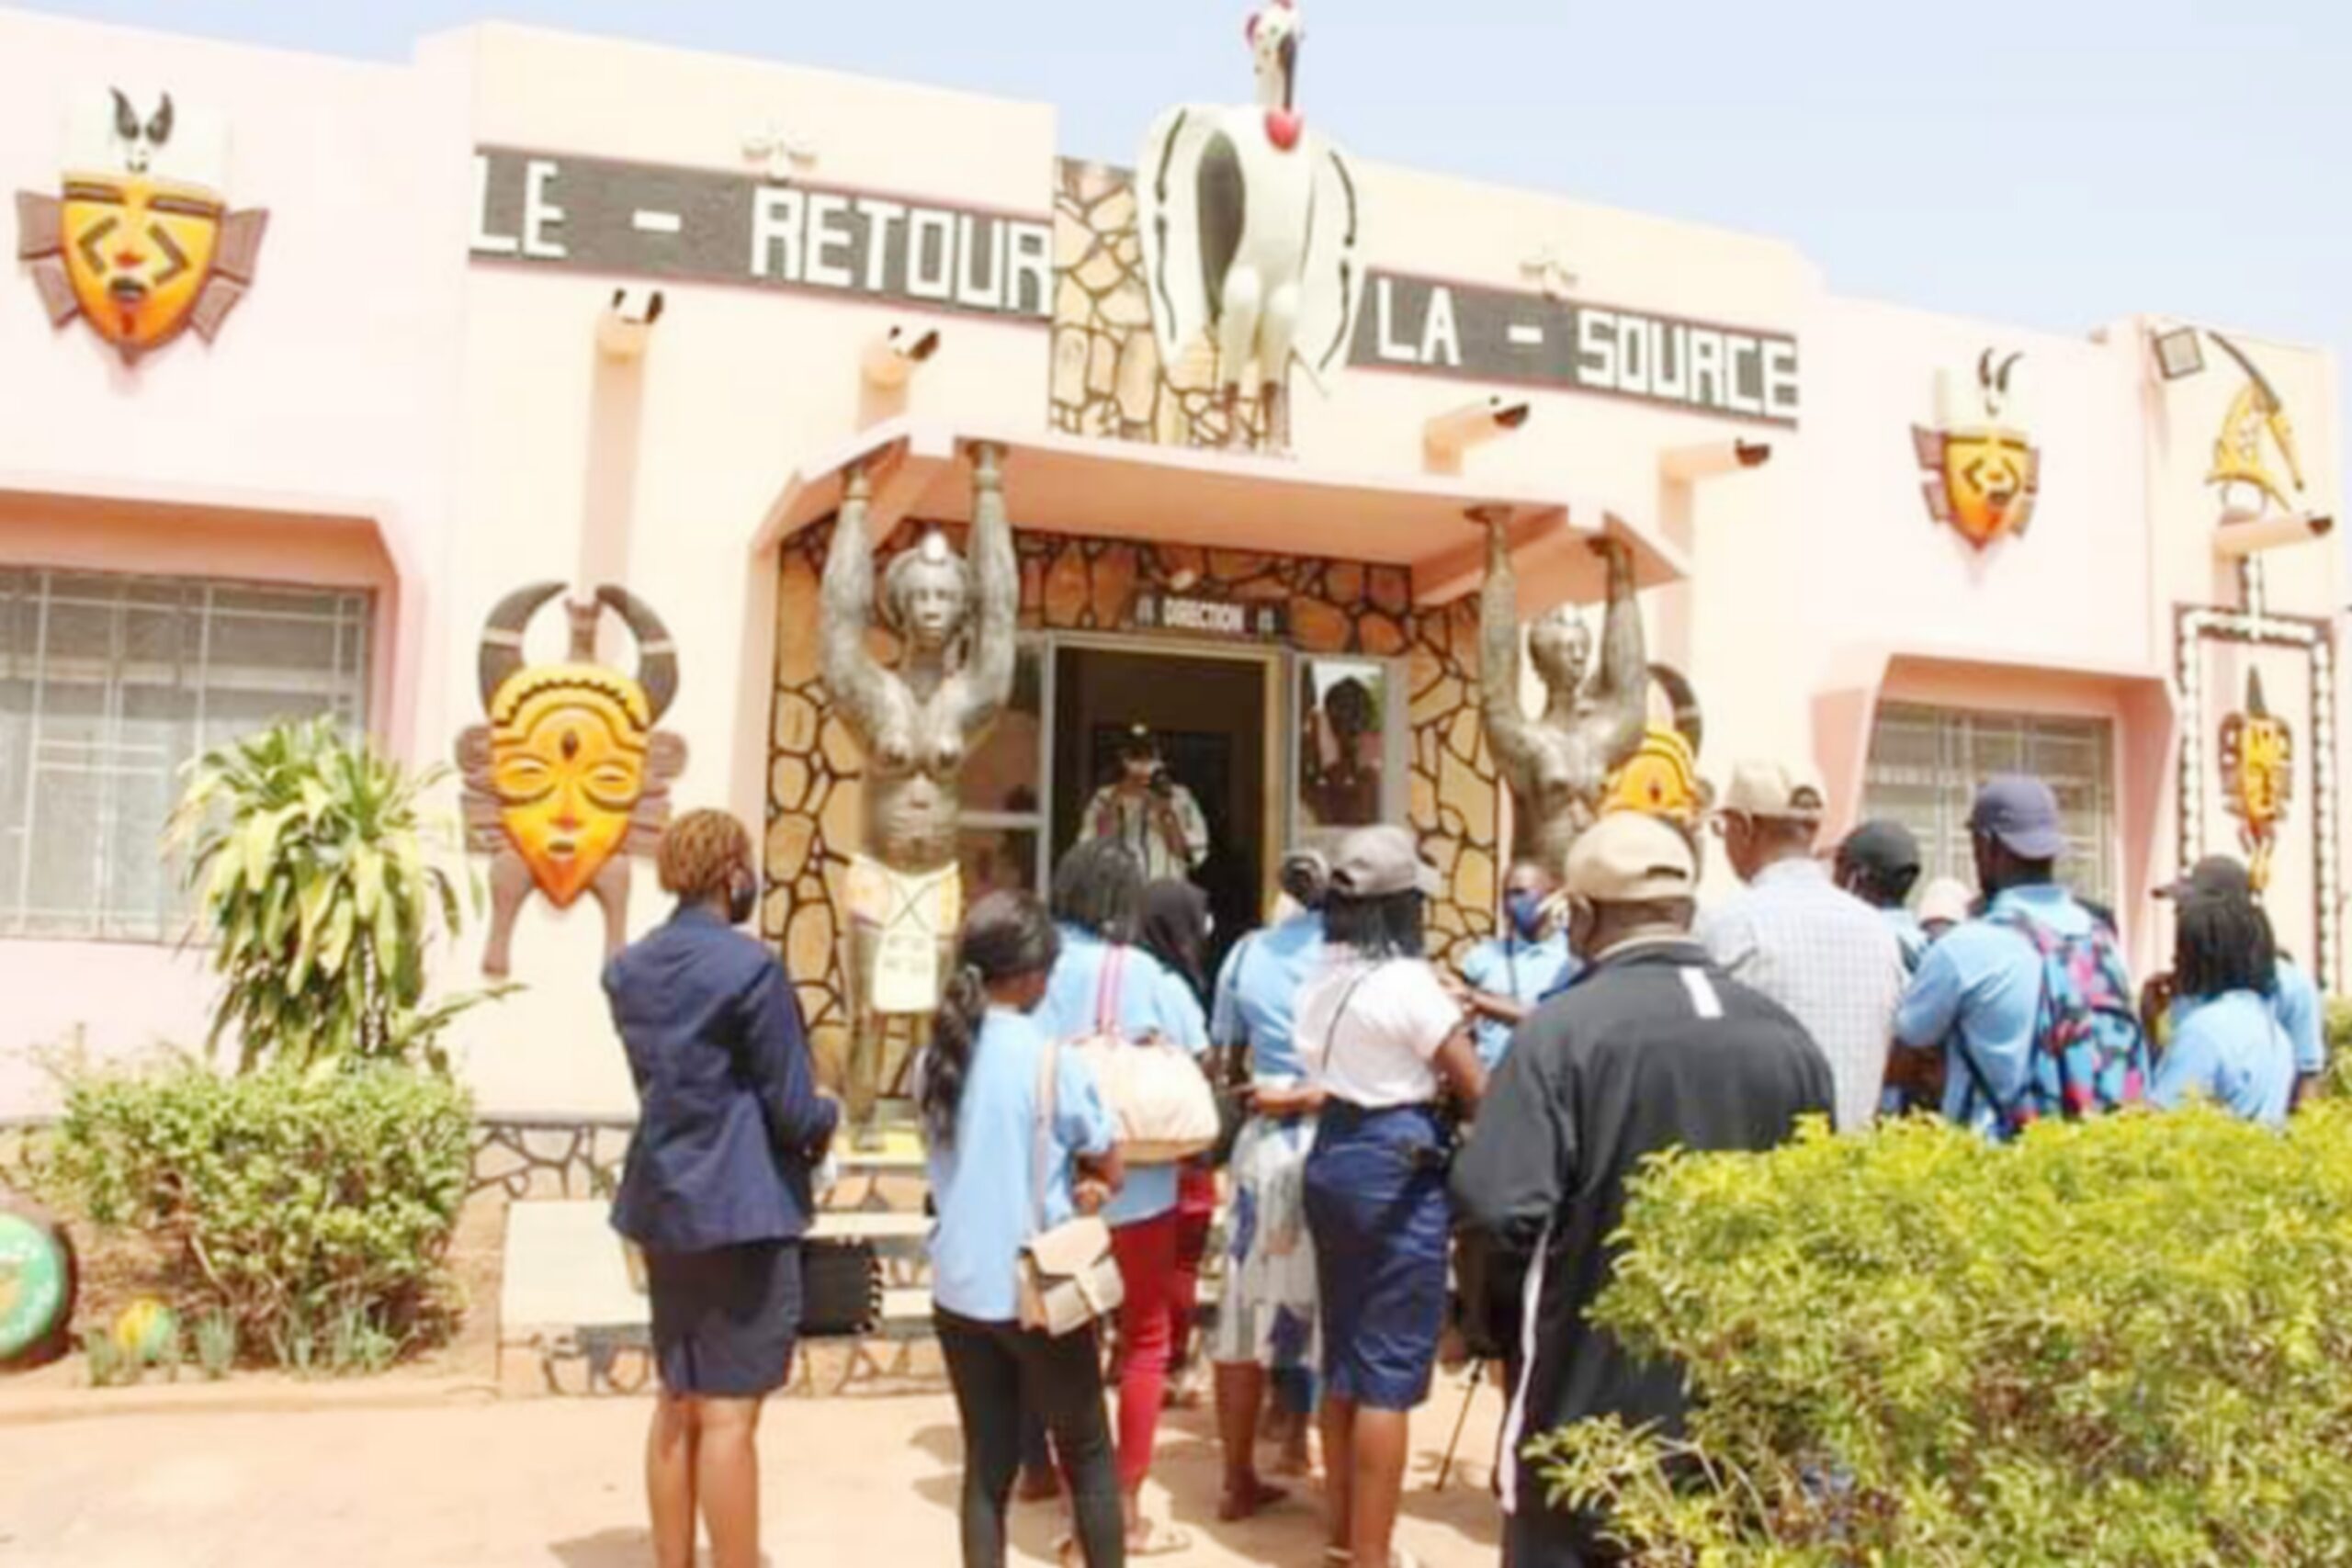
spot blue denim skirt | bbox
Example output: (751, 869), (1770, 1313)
(1301, 1101), (1452, 1411)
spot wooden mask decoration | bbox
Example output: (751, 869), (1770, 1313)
(457, 584), (688, 976)
(2219, 668), (2292, 893)
(15, 90), (268, 364)
(1600, 665), (1712, 828)
(1913, 350), (2041, 551)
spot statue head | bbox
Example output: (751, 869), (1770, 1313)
(1527, 608), (1593, 698)
(469, 584), (679, 908)
(880, 531), (973, 656)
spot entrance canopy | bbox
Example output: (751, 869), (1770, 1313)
(754, 418), (1686, 607)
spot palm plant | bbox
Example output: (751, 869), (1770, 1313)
(165, 716), (503, 1074)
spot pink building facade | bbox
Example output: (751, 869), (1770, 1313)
(0, 10), (2338, 1117)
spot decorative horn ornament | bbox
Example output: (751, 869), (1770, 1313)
(476, 581), (568, 709)
(597, 584), (681, 724)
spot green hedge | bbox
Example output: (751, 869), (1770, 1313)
(1533, 1106), (2352, 1565)
(39, 1060), (473, 1369)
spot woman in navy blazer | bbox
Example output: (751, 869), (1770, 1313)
(606, 810), (840, 1568)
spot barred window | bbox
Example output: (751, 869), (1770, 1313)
(1863, 703), (2117, 908)
(0, 569), (373, 942)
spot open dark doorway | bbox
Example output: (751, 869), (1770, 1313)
(1051, 645), (1270, 983)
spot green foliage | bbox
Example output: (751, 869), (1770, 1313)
(193, 1310), (237, 1381)
(166, 716), (505, 1074)
(39, 1059), (474, 1371)
(1532, 1108), (2352, 1566)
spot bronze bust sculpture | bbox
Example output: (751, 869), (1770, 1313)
(820, 443), (1017, 1145)
(1475, 506), (1650, 867)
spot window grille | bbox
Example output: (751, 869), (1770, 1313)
(0, 568), (372, 941)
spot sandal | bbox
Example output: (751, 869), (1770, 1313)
(1126, 1520), (1194, 1557)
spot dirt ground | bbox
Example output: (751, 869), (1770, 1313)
(0, 1380), (1511, 1567)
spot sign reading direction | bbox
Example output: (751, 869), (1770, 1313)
(1350, 272), (1801, 426)
(1132, 592), (1289, 642)
(469, 147), (1055, 321)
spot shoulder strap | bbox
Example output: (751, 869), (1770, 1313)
(1094, 946), (1127, 1037)
(1030, 1033), (1058, 1238)
(1322, 959), (1386, 1084)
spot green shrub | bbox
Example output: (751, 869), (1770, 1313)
(38, 1059), (473, 1369)
(1532, 1107), (2352, 1565)
(2324, 996), (2352, 1097)
(166, 716), (504, 1073)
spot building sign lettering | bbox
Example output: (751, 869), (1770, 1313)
(1132, 591), (1288, 641)
(1351, 272), (1800, 426)
(469, 148), (1054, 321)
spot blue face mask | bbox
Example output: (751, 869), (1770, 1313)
(1506, 890), (1548, 942)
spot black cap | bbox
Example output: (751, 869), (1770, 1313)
(1117, 724), (1159, 761)
(1967, 774), (2066, 861)
(1838, 819), (1921, 880)
(2157, 854), (2254, 904)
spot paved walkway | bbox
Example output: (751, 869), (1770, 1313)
(0, 1382), (1510, 1566)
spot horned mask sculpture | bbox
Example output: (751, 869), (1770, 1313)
(457, 583), (688, 977)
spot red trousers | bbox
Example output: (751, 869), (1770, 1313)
(1170, 1164), (1216, 1368)
(1110, 1210), (1181, 1490)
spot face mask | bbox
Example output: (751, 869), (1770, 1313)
(1506, 890), (1548, 942)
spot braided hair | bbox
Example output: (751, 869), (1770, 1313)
(920, 891), (1061, 1148)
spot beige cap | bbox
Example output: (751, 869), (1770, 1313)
(1917, 875), (1974, 927)
(1564, 811), (1698, 902)
(1330, 825), (1442, 899)
(1716, 759), (1827, 822)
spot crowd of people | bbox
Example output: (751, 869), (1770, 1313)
(595, 756), (2325, 1568)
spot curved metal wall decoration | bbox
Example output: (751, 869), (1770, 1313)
(457, 584), (688, 978)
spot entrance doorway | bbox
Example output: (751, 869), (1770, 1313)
(1051, 644), (1272, 973)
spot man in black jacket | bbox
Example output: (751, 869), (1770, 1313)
(1453, 812), (1833, 1566)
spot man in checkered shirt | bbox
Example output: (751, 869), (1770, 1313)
(1701, 760), (1907, 1131)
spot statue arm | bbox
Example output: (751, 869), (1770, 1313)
(1476, 513), (1537, 782)
(820, 468), (890, 728)
(961, 443), (1019, 738)
(1588, 535), (1649, 764)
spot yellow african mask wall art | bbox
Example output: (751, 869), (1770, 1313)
(457, 584), (688, 977)
(2219, 668), (2293, 893)
(15, 90), (268, 365)
(1913, 350), (2041, 552)
(1600, 665), (1712, 828)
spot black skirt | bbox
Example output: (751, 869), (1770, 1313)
(644, 1239), (802, 1397)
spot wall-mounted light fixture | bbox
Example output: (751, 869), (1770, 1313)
(1424, 393), (1532, 473)
(2152, 325), (2206, 380)
(861, 323), (942, 391)
(596, 288), (663, 360)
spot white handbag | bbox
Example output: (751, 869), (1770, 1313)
(1016, 1033), (1125, 1336)
(1067, 947), (1220, 1166)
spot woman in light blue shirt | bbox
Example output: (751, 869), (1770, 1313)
(919, 891), (1125, 1567)
(1035, 839), (1206, 1556)
(2151, 893), (2296, 1127)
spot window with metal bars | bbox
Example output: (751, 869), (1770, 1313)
(0, 568), (373, 942)
(1862, 702), (2118, 908)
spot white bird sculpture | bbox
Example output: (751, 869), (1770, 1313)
(1138, 0), (1364, 452)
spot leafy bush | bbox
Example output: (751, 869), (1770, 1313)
(38, 1059), (473, 1369)
(2324, 996), (2352, 1098)
(1532, 1108), (2352, 1565)
(167, 716), (502, 1073)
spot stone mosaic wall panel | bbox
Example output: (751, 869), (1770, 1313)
(1052, 160), (1267, 451)
(769, 526), (1502, 1077)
